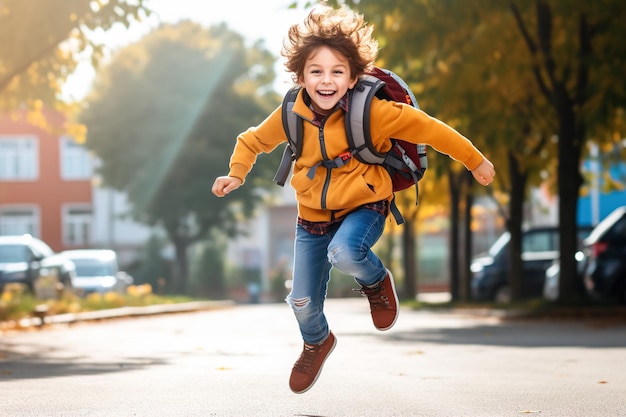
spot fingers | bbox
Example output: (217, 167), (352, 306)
(476, 159), (495, 186)
(470, 167), (494, 187)
(212, 177), (241, 197)
(212, 178), (228, 197)
(478, 171), (494, 186)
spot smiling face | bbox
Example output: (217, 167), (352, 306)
(299, 45), (358, 115)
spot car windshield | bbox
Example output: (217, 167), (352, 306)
(71, 258), (114, 276)
(0, 244), (30, 262)
(523, 231), (557, 252)
(488, 227), (591, 258)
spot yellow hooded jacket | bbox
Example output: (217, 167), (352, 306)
(228, 88), (485, 223)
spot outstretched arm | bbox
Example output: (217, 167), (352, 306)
(212, 176), (243, 197)
(470, 158), (496, 186)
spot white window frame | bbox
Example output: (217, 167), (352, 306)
(60, 136), (93, 180)
(0, 205), (40, 236)
(62, 204), (93, 246)
(0, 135), (39, 180)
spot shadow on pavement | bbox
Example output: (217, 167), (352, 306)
(376, 320), (626, 348)
(0, 341), (168, 380)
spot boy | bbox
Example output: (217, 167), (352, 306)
(212, 4), (495, 394)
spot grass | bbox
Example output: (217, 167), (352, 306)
(0, 283), (197, 323)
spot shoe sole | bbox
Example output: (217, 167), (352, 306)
(376, 269), (399, 331)
(290, 334), (337, 394)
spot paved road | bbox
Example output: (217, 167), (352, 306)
(1, 298), (625, 417)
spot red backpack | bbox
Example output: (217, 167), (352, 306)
(273, 67), (428, 225)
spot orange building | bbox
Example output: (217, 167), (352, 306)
(0, 110), (93, 252)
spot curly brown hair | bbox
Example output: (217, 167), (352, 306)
(282, 4), (379, 85)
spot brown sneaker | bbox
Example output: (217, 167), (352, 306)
(359, 269), (399, 331)
(289, 331), (336, 394)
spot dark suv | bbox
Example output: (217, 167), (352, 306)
(582, 206), (626, 304)
(471, 226), (592, 302)
(0, 234), (75, 298)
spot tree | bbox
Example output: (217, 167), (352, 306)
(81, 21), (281, 294)
(508, 0), (626, 302)
(0, 0), (149, 112)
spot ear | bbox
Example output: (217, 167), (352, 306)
(349, 76), (358, 89)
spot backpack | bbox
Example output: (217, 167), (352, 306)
(272, 67), (428, 225)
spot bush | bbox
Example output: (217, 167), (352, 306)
(0, 283), (196, 324)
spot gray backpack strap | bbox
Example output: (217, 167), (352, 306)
(273, 87), (302, 186)
(345, 75), (387, 165)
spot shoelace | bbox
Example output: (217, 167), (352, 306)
(357, 284), (391, 309)
(293, 344), (318, 374)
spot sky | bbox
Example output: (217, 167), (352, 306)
(61, 0), (310, 101)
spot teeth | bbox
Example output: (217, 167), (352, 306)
(319, 90), (334, 95)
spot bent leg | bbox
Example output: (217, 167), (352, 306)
(327, 207), (387, 286)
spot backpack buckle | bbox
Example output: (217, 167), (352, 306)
(339, 151), (352, 162)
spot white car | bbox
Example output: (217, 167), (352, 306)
(62, 249), (132, 295)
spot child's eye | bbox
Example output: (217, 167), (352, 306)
(333, 70), (344, 75)
(311, 69), (322, 74)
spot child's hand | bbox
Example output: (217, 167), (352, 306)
(212, 176), (243, 197)
(471, 158), (495, 186)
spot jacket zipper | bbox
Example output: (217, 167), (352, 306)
(318, 119), (330, 210)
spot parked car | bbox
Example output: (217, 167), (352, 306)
(471, 225), (593, 302)
(62, 249), (132, 295)
(581, 206), (626, 304)
(0, 234), (75, 298)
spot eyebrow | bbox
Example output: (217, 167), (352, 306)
(305, 63), (349, 70)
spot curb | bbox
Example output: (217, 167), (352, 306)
(10, 300), (235, 330)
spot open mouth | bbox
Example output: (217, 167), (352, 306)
(317, 90), (335, 97)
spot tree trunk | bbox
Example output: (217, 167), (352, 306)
(556, 5), (589, 302)
(164, 221), (191, 295)
(448, 168), (463, 301)
(508, 151), (527, 302)
(557, 105), (584, 301)
(172, 239), (190, 295)
(461, 172), (474, 302)
(402, 216), (417, 300)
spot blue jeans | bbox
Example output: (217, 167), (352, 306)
(286, 207), (388, 344)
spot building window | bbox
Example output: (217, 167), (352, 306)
(0, 136), (38, 180)
(60, 136), (93, 180)
(63, 205), (92, 246)
(0, 206), (39, 236)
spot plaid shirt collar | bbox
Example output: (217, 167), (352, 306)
(304, 90), (350, 125)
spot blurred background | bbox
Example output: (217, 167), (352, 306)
(1, 0), (625, 308)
